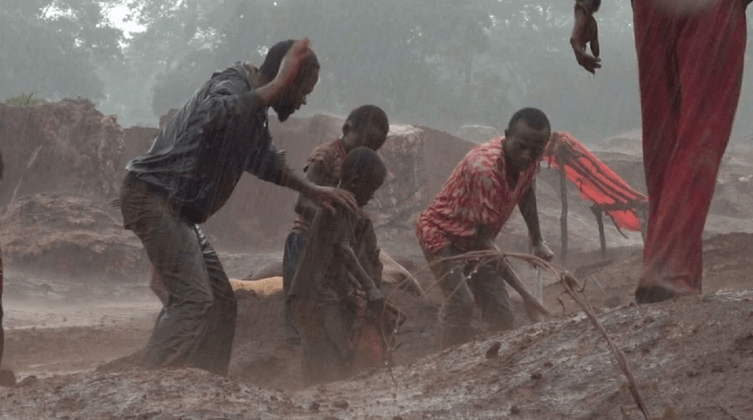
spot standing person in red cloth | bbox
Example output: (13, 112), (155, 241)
(416, 108), (554, 349)
(572, 0), (748, 303)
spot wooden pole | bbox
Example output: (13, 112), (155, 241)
(500, 259), (551, 322)
(591, 204), (607, 258)
(559, 164), (568, 261)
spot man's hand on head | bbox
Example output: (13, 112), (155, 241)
(274, 38), (312, 91)
(256, 38), (314, 106)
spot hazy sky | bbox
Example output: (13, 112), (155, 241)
(107, 4), (144, 38)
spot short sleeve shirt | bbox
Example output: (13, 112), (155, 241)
(415, 137), (538, 254)
(292, 139), (347, 231)
(126, 63), (284, 224)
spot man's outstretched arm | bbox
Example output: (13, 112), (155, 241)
(280, 166), (357, 214)
(571, 2), (602, 74)
(518, 183), (554, 261)
(294, 160), (329, 220)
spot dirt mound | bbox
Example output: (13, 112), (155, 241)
(552, 232), (753, 312)
(118, 126), (159, 172)
(0, 99), (124, 206)
(455, 124), (501, 144)
(0, 192), (146, 280)
(2, 231), (753, 418)
(228, 282), (443, 392)
(2, 289), (752, 419)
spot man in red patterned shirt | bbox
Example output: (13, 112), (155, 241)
(416, 107), (554, 349)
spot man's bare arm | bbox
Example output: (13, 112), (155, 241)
(255, 38), (310, 106)
(294, 160), (329, 219)
(280, 166), (357, 213)
(590, 15), (600, 58)
(571, 3), (602, 74)
(518, 183), (554, 261)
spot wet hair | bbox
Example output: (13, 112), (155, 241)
(259, 39), (320, 82)
(507, 107), (551, 133)
(340, 147), (387, 190)
(345, 105), (389, 137)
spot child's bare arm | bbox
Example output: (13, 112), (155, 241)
(335, 243), (384, 301)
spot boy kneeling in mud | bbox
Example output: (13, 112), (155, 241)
(287, 147), (387, 385)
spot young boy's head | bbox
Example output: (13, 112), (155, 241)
(339, 147), (387, 207)
(342, 105), (389, 151)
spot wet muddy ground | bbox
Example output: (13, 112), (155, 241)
(1, 233), (752, 419)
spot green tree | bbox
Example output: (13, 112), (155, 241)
(0, 0), (123, 103)
(141, 0), (499, 130)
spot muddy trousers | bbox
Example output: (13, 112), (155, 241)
(120, 181), (237, 376)
(422, 244), (513, 349)
(633, 0), (746, 297)
(282, 231), (307, 342)
(291, 298), (354, 386)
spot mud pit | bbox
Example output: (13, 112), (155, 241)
(1, 233), (753, 419)
(1, 104), (752, 418)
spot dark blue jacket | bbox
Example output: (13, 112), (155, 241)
(126, 63), (284, 224)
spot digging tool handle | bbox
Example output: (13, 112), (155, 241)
(500, 258), (551, 318)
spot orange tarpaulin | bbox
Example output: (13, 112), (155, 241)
(543, 132), (647, 232)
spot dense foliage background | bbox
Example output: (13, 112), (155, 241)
(2, 0), (753, 144)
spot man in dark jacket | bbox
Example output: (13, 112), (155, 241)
(119, 38), (356, 376)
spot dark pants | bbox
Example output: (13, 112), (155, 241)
(422, 244), (514, 349)
(291, 297), (354, 386)
(282, 231), (307, 342)
(120, 178), (237, 376)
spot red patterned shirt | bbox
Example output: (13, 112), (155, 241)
(292, 139), (347, 232)
(416, 137), (538, 254)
